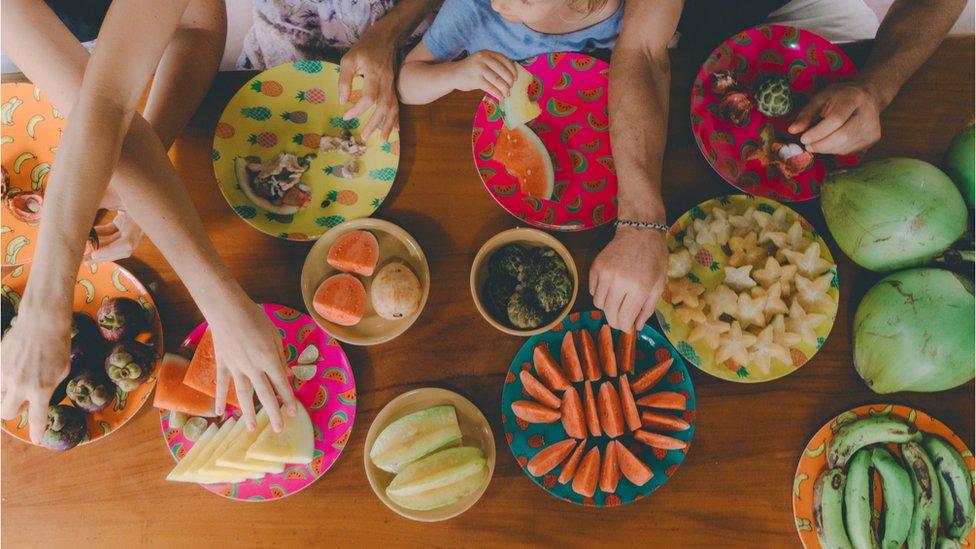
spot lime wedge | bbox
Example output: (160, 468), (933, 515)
(297, 344), (320, 364)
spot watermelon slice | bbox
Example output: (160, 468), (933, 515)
(495, 125), (554, 200)
(154, 353), (217, 417)
(183, 330), (241, 409)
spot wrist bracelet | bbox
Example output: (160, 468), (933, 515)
(614, 219), (670, 233)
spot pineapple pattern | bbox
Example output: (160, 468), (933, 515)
(755, 76), (792, 117)
(213, 61), (398, 241)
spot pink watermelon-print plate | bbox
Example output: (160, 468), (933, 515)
(473, 52), (617, 231)
(691, 25), (860, 201)
(159, 303), (356, 502)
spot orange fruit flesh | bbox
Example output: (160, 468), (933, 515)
(495, 126), (554, 200)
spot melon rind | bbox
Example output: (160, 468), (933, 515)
(385, 447), (488, 510)
(502, 65), (542, 130)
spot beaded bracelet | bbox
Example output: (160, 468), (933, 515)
(614, 219), (670, 233)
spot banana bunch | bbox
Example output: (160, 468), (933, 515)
(813, 416), (974, 549)
(1, 97), (23, 125)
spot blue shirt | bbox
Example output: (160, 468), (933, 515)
(422, 0), (623, 61)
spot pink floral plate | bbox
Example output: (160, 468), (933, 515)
(691, 25), (861, 201)
(473, 52), (617, 231)
(159, 303), (356, 501)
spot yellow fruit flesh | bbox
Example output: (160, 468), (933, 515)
(246, 404), (314, 464)
(502, 65), (541, 130)
(166, 424), (218, 482)
(215, 408), (285, 474)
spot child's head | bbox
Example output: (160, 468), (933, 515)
(490, 0), (611, 27)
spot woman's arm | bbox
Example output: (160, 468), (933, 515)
(789, 0), (967, 153)
(589, 0), (683, 332)
(398, 43), (516, 105)
(339, 0), (442, 138)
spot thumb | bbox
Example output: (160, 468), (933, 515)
(788, 93), (827, 134)
(27, 395), (49, 446)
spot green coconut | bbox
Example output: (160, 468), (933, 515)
(853, 268), (975, 393)
(943, 124), (975, 209)
(820, 158), (969, 271)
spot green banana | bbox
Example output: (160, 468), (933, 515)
(828, 416), (921, 468)
(845, 449), (880, 549)
(815, 467), (854, 549)
(902, 441), (941, 549)
(922, 435), (974, 538)
(935, 538), (961, 549)
(872, 447), (914, 549)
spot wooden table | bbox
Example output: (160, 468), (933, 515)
(2, 37), (973, 547)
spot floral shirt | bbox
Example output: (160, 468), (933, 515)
(239, 0), (430, 70)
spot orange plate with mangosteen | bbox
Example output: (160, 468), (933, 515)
(1, 261), (163, 447)
(1, 82), (65, 266)
(793, 404), (975, 547)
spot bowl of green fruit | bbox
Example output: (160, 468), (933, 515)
(470, 227), (578, 337)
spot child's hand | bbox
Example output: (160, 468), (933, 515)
(453, 51), (518, 100)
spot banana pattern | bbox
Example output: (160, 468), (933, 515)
(828, 416), (921, 468)
(815, 467), (854, 549)
(844, 449), (879, 549)
(872, 447), (914, 549)
(923, 435), (975, 539)
(25, 114), (44, 138)
(903, 441), (941, 549)
(1, 96), (23, 125)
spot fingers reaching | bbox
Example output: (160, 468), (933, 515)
(636, 293), (660, 332)
(213, 363), (229, 418)
(344, 77), (378, 121)
(251, 373), (284, 428)
(27, 394), (48, 445)
(615, 292), (644, 334)
(788, 93), (827, 135)
(337, 56), (356, 105)
(0, 390), (21, 420)
(232, 372), (258, 431)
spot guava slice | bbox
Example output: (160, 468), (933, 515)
(369, 405), (462, 473)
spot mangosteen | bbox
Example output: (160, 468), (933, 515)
(42, 405), (88, 451)
(2, 294), (14, 335)
(70, 312), (106, 372)
(66, 370), (115, 412)
(96, 297), (149, 342)
(104, 340), (156, 392)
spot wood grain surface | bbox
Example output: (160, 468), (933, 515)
(2, 38), (973, 548)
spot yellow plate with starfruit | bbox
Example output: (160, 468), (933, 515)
(656, 195), (838, 383)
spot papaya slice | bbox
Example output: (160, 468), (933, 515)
(599, 439), (620, 493)
(617, 375), (641, 432)
(527, 439), (577, 477)
(631, 358), (673, 394)
(533, 343), (570, 391)
(617, 331), (636, 374)
(519, 370), (561, 409)
(512, 400), (561, 424)
(313, 273), (366, 327)
(597, 381), (624, 438)
(597, 324), (617, 377)
(635, 430), (687, 450)
(560, 331), (584, 382)
(326, 230), (379, 276)
(183, 330), (241, 409)
(571, 446), (600, 498)
(579, 329), (601, 381)
(640, 410), (691, 432)
(635, 391), (687, 410)
(613, 440), (653, 486)
(495, 125), (554, 200)
(154, 353), (217, 417)
(582, 381), (601, 437)
(558, 439), (587, 484)
(560, 386), (586, 439)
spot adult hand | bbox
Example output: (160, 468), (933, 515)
(0, 309), (71, 444)
(339, 35), (399, 141)
(453, 50), (517, 102)
(209, 299), (298, 433)
(590, 228), (668, 333)
(788, 82), (882, 155)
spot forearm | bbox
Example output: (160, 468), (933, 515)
(857, 0), (966, 108)
(363, 0), (441, 48)
(398, 60), (462, 104)
(609, 48), (670, 223)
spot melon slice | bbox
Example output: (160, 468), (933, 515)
(327, 230), (379, 276)
(313, 273), (366, 327)
(194, 418), (267, 483)
(183, 419), (248, 483)
(495, 125), (554, 200)
(154, 353), (217, 417)
(246, 404), (314, 464)
(386, 447), (488, 511)
(182, 330), (241, 409)
(215, 408), (285, 474)
(369, 405), (462, 473)
(502, 65), (542, 129)
(166, 423), (218, 482)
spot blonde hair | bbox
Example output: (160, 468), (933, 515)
(568, 0), (610, 15)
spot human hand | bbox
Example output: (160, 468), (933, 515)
(788, 82), (882, 155)
(209, 300), (298, 433)
(452, 50), (517, 101)
(84, 183), (143, 263)
(590, 228), (668, 332)
(339, 35), (399, 140)
(0, 307), (72, 444)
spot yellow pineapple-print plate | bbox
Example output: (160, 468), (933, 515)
(212, 60), (400, 241)
(1, 83), (65, 266)
(655, 195), (839, 383)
